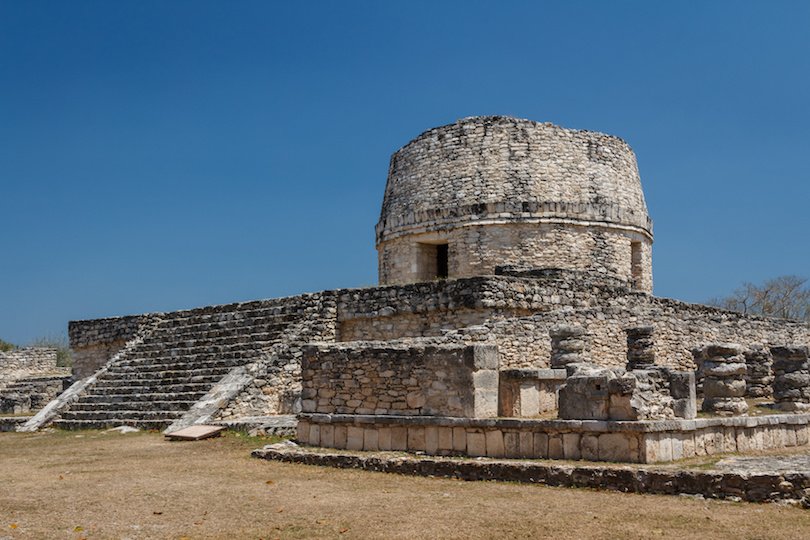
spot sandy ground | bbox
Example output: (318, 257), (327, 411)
(1, 430), (809, 539)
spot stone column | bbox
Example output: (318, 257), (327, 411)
(700, 343), (748, 416)
(625, 326), (655, 370)
(744, 345), (773, 398)
(549, 325), (587, 369)
(771, 345), (810, 412)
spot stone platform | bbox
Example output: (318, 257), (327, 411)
(297, 413), (810, 463)
(252, 444), (810, 505)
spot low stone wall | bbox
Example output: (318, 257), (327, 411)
(0, 348), (61, 385)
(336, 272), (618, 342)
(450, 299), (810, 372)
(253, 445), (810, 504)
(297, 413), (810, 464)
(301, 341), (499, 418)
(69, 315), (160, 379)
(336, 272), (809, 373)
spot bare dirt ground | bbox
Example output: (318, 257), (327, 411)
(1, 430), (809, 539)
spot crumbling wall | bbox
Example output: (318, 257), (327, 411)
(300, 341), (498, 418)
(0, 348), (61, 385)
(69, 315), (160, 379)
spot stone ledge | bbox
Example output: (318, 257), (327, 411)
(251, 445), (810, 504)
(298, 413), (810, 434)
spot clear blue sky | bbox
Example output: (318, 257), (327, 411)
(2, 1), (809, 345)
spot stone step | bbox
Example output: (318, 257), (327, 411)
(154, 317), (295, 334)
(60, 409), (183, 421)
(121, 347), (275, 362)
(105, 360), (244, 375)
(53, 418), (172, 431)
(87, 382), (217, 395)
(100, 367), (236, 381)
(68, 400), (197, 412)
(95, 371), (226, 384)
(80, 392), (205, 403)
(137, 334), (280, 355)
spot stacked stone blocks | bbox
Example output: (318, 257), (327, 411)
(771, 345), (810, 412)
(698, 344), (748, 416)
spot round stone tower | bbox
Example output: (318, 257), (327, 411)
(376, 116), (654, 292)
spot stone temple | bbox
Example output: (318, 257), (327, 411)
(9, 116), (810, 463)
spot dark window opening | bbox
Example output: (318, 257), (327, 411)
(416, 241), (450, 281)
(436, 244), (448, 279)
(630, 241), (642, 289)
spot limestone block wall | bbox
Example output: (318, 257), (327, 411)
(378, 223), (652, 292)
(337, 272), (625, 342)
(300, 341), (499, 418)
(0, 348), (61, 387)
(376, 116), (653, 291)
(455, 298), (810, 371)
(69, 315), (160, 379)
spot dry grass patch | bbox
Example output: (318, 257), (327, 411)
(0, 430), (809, 539)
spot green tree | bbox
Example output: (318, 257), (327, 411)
(0, 338), (16, 352)
(708, 275), (810, 321)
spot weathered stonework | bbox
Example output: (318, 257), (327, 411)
(745, 345), (773, 398)
(699, 344), (748, 416)
(771, 345), (810, 412)
(300, 341), (498, 418)
(376, 116), (653, 291)
(0, 348), (70, 414)
(625, 326), (655, 370)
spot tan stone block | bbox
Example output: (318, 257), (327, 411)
(485, 430), (505, 458)
(771, 427), (785, 448)
(296, 421), (310, 444)
(503, 432), (520, 458)
(347, 426), (364, 450)
(408, 427), (426, 452)
(391, 427), (407, 451)
(377, 427), (392, 451)
(320, 425), (335, 448)
(562, 433), (581, 460)
(467, 430), (486, 457)
(736, 428), (750, 453)
(334, 425), (348, 449)
(308, 424), (321, 447)
(452, 427), (467, 452)
(425, 426), (439, 454)
(796, 425), (810, 446)
(761, 426), (773, 449)
(519, 431), (534, 458)
(599, 433), (631, 462)
(671, 433), (684, 460)
(533, 433), (548, 458)
(437, 427), (453, 452)
(548, 435), (564, 459)
(681, 432), (696, 458)
(641, 434), (658, 463)
(723, 427), (737, 454)
(658, 434), (673, 462)
(786, 427), (798, 447)
(581, 434), (598, 461)
(453, 427), (467, 453)
(363, 428), (379, 451)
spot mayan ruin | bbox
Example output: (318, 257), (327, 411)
(3, 115), (808, 509)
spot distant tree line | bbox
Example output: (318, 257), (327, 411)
(707, 275), (810, 321)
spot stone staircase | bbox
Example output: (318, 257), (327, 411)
(0, 375), (71, 414)
(54, 303), (303, 430)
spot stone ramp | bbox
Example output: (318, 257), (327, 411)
(53, 304), (302, 430)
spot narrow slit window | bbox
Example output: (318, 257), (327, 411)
(436, 244), (448, 278)
(630, 241), (642, 288)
